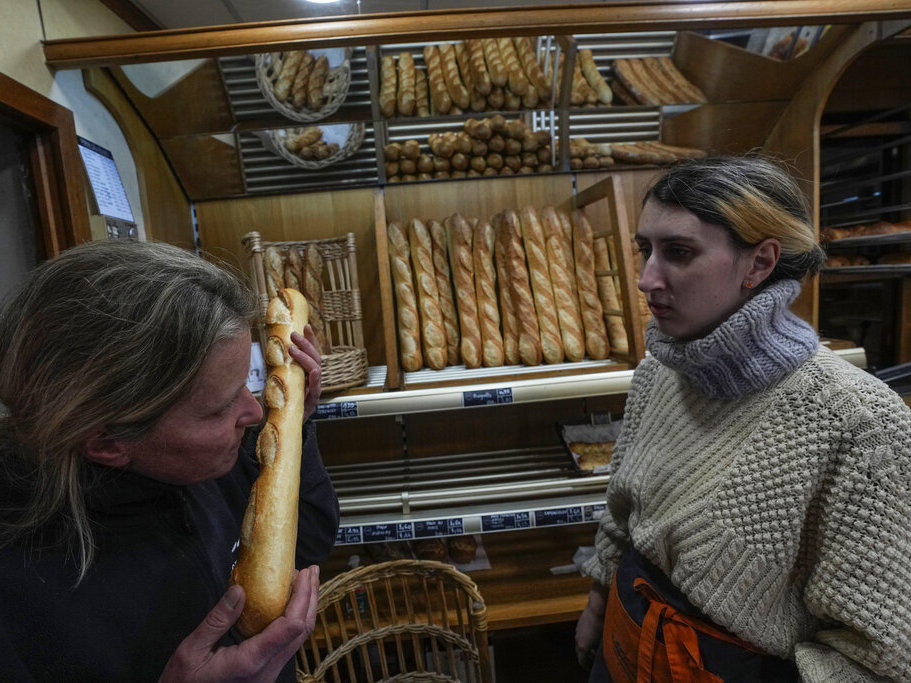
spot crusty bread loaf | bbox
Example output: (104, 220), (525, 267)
(514, 36), (552, 100)
(466, 39), (492, 95)
(387, 222), (423, 372)
(593, 237), (628, 356)
(519, 206), (564, 364)
(613, 59), (658, 106)
(290, 52), (316, 109)
(445, 214), (482, 369)
(283, 246), (302, 292)
(232, 288), (309, 637)
(264, 246), (285, 300)
(578, 49), (612, 104)
(472, 220), (505, 367)
(492, 213), (520, 366)
(497, 38), (529, 96)
(423, 45), (452, 115)
(397, 51), (416, 117)
(414, 67), (430, 117)
(428, 220), (460, 365)
(408, 219), (447, 370)
(380, 55), (397, 118)
(274, 50), (305, 102)
(540, 207), (585, 362)
(655, 57), (706, 103)
(481, 38), (508, 88)
(302, 245), (327, 353)
(571, 211), (609, 360)
(439, 43), (470, 110)
(500, 210), (542, 366)
(306, 55), (329, 111)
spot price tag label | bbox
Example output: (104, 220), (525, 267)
(362, 522), (415, 542)
(481, 511), (531, 532)
(335, 526), (363, 545)
(414, 518), (463, 538)
(584, 504), (606, 522)
(462, 387), (514, 407)
(534, 506), (583, 527)
(314, 401), (359, 420)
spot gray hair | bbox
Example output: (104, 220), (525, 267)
(0, 240), (256, 582)
(644, 155), (826, 284)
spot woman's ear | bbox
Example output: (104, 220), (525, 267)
(744, 238), (781, 288)
(84, 431), (131, 468)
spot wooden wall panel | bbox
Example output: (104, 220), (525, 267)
(662, 102), (788, 154)
(160, 135), (244, 200)
(193, 187), (384, 363)
(82, 67), (193, 249)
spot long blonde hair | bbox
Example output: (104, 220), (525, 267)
(0, 241), (255, 582)
(644, 155), (825, 283)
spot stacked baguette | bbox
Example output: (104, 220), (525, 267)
(263, 244), (328, 353)
(384, 115), (553, 183)
(269, 50), (332, 112)
(610, 57), (706, 106)
(283, 126), (340, 162)
(379, 38), (554, 118)
(561, 138), (706, 169)
(388, 206), (631, 372)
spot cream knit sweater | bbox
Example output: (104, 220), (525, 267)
(583, 282), (911, 682)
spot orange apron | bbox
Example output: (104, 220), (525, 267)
(601, 548), (797, 683)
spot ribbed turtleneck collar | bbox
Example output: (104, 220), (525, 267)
(645, 279), (819, 400)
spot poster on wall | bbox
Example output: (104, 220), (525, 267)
(77, 136), (137, 239)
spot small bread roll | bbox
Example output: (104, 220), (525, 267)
(451, 153), (469, 171)
(402, 139), (421, 160)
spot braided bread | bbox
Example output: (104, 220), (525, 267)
(387, 222), (423, 372)
(232, 288), (309, 637)
(408, 219), (447, 370)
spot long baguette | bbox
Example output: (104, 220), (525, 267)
(578, 49), (612, 104)
(264, 246), (285, 300)
(571, 210), (609, 360)
(655, 57), (706, 103)
(397, 51), (416, 116)
(274, 51), (305, 102)
(302, 245), (328, 353)
(408, 219), (447, 370)
(232, 288), (309, 637)
(473, 220), (505, 367)
(466, 39), (492, 95)
(439, 43), (471, 109)
(387, 222), (424, 372)
(540, 207), (585, 362)
(492, 213), (520, 365)
(429, 220), (460, 365)
(482, 38), (508, 88)
(519, 206), (564, 364)
(290, 52), (316, 109)
(593, 237), (628, 356)
(423, 45), (453, 114)
(380, 55), (397, 118)
(514, 37), (552, 100)
(500, 210), (542, 366)
(445, 214), (482, 369)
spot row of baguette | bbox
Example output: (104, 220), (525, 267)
(262, 243), (329, 352)
(388, 206), (631, 373)
(825, 252), (911, 267)
(820, 220), (911, 242)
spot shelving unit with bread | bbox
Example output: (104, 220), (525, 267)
(375, 172), (646, 391)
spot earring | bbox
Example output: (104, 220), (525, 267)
(745, 280), (753, 289)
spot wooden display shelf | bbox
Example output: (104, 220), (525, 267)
(321, 524), (596, 632)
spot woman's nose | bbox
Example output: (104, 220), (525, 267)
(638, 256), (664, 293)
(238, 386), (264, 426)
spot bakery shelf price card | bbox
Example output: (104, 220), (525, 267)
(584, 504), (606, 522)
(414, 518), (464, 538)
(361, 522), (414, 542)
(336, 526), (363, 545)
(314, 401), (358, 420)
(462, 387), (514, 407)
(534, 506), (583, 527)
(481, 512), (531, 532)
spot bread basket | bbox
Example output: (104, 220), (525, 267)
(242, 231), (369, 394)
(255, 123), (365, 170)
(254, 47), (353, 123)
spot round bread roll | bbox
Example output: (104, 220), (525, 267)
(402, 139), (421, 160)
(399, 158), (417, 175)
(488, 134), (506, 153)
(433, 156), (451, 172)
(470, 155), (487, 172)
(417, 153), (434, 174)
(451, 153), (469, 171)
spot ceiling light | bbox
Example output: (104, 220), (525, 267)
(305, 0), (339, 3)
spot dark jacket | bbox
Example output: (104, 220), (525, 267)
(0, 420), (339, 682)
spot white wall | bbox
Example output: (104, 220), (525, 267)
(0, 0), (145, 238)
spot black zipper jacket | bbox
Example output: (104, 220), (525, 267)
(0, 421), (338, 681)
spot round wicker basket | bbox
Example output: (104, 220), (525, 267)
(254, 47), (352, 123)
(257, 123), (365, 170)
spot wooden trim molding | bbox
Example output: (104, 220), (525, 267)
(0, 73), (91, 256)
(43, 0), (911, 69)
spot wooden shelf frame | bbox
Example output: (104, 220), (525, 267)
(43, 1), (911, 69)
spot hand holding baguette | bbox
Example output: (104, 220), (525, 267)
(231, 290), (316, 638)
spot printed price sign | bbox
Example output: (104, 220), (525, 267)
(414, 518), (464, 538)
(584, 504), (606, 522)
(362, 522), (415, 542)
(534, 506), (583, 527)
(314, 401), (359, 420)
(481, 512), (531, 532)
(336, 526), (363, 545)
(462, 387), (514, 407)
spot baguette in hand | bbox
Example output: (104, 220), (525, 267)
(232, 289), (309, 637)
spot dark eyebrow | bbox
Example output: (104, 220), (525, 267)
(634, 233), (699, 245)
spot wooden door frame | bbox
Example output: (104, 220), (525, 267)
(0, 72), (90, 258)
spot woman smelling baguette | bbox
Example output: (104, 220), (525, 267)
(0, 241), (338, 681)
(576, 156), (911, 682)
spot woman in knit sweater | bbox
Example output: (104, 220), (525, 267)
(575, 156), (911, 682)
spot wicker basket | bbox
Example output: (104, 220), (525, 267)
(254, 48), (352, 123)
(255, 123), (365, 170)
(241, 231), (369, 394)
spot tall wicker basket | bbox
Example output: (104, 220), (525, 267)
(241, 231), (369, 394)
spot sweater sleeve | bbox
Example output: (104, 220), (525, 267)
(581, 359), (658, 586)
(294, 420), (340, 566)
(794, 379), (911, 682)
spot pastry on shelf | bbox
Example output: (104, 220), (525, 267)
(610, 140), (706, 166)
(568, 441), (615, 471)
